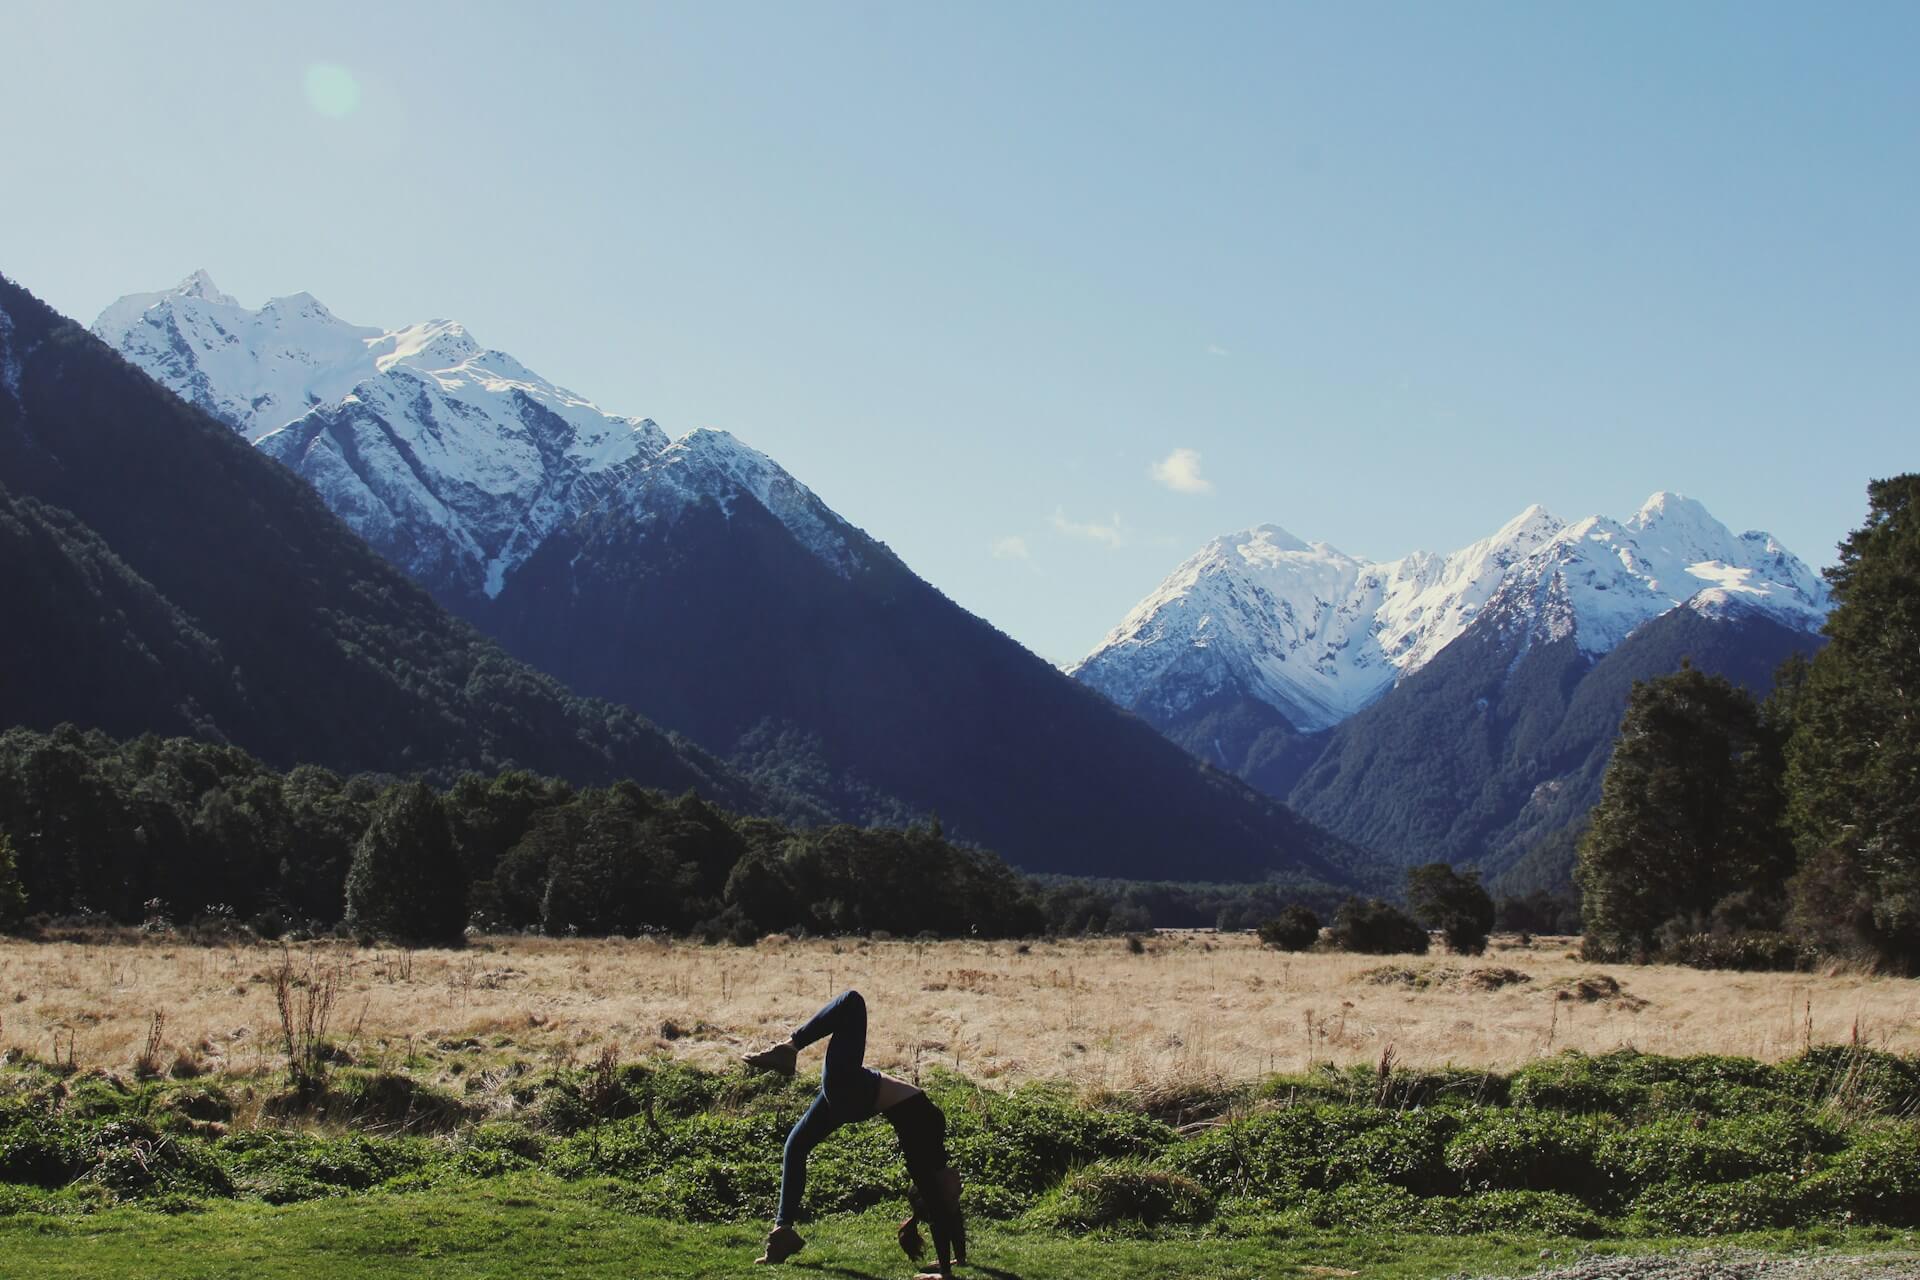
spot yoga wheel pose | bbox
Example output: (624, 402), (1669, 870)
(743, 990), (966, 1278)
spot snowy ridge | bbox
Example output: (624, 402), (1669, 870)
(1481, 493), (1829, 656)
(1075, 494), (1828, 733)
(94, 273), (858, 601)
(625, 428), (865, 575)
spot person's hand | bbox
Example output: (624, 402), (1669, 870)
(896, 1215), (925, 1262)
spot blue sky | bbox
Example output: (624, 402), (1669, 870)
(4, 2), (1914, 661)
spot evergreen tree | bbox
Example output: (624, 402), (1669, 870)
(1405, 862), (1496, 955)
(344, 781), (465, 946)
(1256, 904), (1321, 951)
(1576, 664), (1791, 961)
(1784, 475), (1920, 966)
(0, 832), (27, 933)
(1329, 897), (1429, 955)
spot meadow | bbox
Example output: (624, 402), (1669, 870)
(7, 931), (1920, 1279)
(4, 931), (1918, 1088)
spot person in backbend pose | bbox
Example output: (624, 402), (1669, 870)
(743, 989), (966, 1278)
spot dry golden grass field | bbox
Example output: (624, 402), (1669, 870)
(4, 931), (1918, 1092)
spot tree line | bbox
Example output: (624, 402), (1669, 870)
(0, 725), (1335, 945)
(1577, 475), (1920, 970)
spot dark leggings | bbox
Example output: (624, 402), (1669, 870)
(776, 990), (880, 1226)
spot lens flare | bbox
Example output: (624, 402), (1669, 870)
(304, 64), (361, 119)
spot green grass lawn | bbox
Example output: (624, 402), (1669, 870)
(2, 1176), (1915, 1280)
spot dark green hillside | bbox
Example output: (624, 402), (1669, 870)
(1287, 605), (1820, 894)
(0, 274), (741, 799)
(1146, 689), (1330, 800)
(488, 489), (1363, 884)
(0, 485), (234, 740)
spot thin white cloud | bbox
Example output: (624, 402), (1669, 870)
(991, 535), (1031, 560)
(1207, 343), (1231, 357)
(1149, 447), (1214, 495)
(1051, 508), (1127, 549)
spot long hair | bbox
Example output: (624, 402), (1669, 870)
(904, 1171), (966, 1267)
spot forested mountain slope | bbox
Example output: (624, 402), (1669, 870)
(0, 273), (744, 801)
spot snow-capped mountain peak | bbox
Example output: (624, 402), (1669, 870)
(375, 319), (482, 373)
(1076, 494), (1827, 734)
(175, 269), (236, 306)
(94, 275), (861, 606)
(1488, 492), (1830, 654)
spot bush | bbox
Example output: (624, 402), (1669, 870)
(1030, 1160), (1214, 1230)
(81, 1118), (233, 1201)
(1438, 1189), (1606, 1237)
(1329, 898), (1429, 955)
(1803, 1125), (1920, 1223)
(947, 1087), (1172, 1198)
(1167, 1104), (1391, 1203)
(1781, 1045), (1920, 1119)
(1406, 863), (1495, 956)
(1510, 1050), (1795, 1119)
(1443, 1110), (1615, 1200)
(1654, 927), (1807, 971)
(1596, 1113), (1840, 1190)
(1256, 905), (1321, 951)
(1628, 1173), (1816, 1235)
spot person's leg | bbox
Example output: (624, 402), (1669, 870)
(789, 990), (866, 1067)
(788, 988), (866, 1050)
(780, 988), (875, 1106)
(774, 1092), (839, 1227)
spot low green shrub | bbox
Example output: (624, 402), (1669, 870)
(1344, 1109), (1462, 1196)
(1167, 1104), (1392, 1203)
(81, 1118), (233, 1202)
(451, 1122), (549, 1177)
(217, 1129), (433, 1201)
(1782, 1046), (1920, 1119)
(1596, 1112), (1840, 1189)
(1628, 1172), (1816, 1235)
(1030, 1159), (1215, 1231)
(1508, 1050), (1791, 1119)
(1444, 1110), (1616, 1200)
(946, 1087), (1172, 1197)
(0, 1112), (91, 1187)
(1803, 1125), (1920, 1224)
(1437, 1189), (1607, 1237)
(1286, 1179), (1440, 1231)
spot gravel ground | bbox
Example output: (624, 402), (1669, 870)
(1464, 1250), (1920, 1280)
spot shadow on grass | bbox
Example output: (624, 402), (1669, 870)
(804, 1265), (1027, 1280)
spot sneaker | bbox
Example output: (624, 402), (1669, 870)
(755, 1225), (805, 1265)
(742, 1042), (798, 1076)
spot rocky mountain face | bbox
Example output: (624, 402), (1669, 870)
(1074, 494), (1831, 890)
(92, 274), (1361, 885)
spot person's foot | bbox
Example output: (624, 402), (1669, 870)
(741, 1041), (798, 1076)
(755, 1225), (805, 1264)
